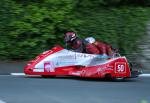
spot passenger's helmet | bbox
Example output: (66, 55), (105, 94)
(64, 32), (77, 43)
(85, 37), (96, 44)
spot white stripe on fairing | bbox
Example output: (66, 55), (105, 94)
(35, 49), (127, 68)
(0, 99), (6, 103)
(33, 69), (44, 72)
(139, 74), (150, 77)
(10, 73), (25, 76)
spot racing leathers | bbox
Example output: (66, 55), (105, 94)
(93, 41), (114, 56)
(84, 37), (114, 56)
(85, 42), (100, 54)
(64, 33), (115, 56)
(66, 37), (84, 53)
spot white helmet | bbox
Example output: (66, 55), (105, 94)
(85, 37), (96, 44)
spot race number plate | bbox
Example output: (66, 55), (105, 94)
(115, 62), (126, 73)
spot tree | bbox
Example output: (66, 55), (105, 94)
(0, 0), (81, 60)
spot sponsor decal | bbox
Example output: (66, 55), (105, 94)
(115, 62), (126, 73)
(44, 61), (55, 72)
(97, 67), (106, 72)
(97, 65), (113, 75)
(71, 70), (87, 76)
(56, 51), (97, 60)
(97, 65), (113, 72)
(97, 67), (107, 75)
(70, 71), (83, 76)
(71, 72), (81, 76)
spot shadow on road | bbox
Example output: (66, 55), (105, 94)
(23, 76), (138, 82)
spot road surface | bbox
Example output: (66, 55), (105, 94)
(0, 75), (149, 103)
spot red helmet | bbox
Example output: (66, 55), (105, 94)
(64, 32), (77, 43)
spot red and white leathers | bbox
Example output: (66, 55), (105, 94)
(93, 41), (112, 56)
(85, 37), (114, 56)
(85, 43), (100, 54)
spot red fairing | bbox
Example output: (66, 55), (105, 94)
(24, 45), (64, 75)
(24, 45), (134, 79)
(69, 57), (131, 78)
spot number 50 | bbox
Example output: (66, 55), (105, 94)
(117, 65), (125, 72)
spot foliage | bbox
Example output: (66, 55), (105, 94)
(0, 0), (150, 60)
(76, 6), (150, 55)
(0, 0), (80, 60)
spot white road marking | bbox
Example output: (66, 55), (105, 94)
(10, 73), (150, 77)
(10, 73), (25, 76)
(0, 99), (6, 103)
(139, 74), (150, 77)
(10, 73), (39, 77)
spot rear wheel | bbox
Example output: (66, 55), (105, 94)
(104, 74), (112, 80)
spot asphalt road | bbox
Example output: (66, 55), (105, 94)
(0, 75), (149, 103)
(0, 61), (26, 74)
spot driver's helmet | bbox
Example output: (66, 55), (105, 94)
(85, 37), (96, 44)
(64, 32), (77, 43)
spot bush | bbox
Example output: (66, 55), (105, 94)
(0, 0), (150, 60)
(76, 6), (150, 55)
(0, 0), (81, 60)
